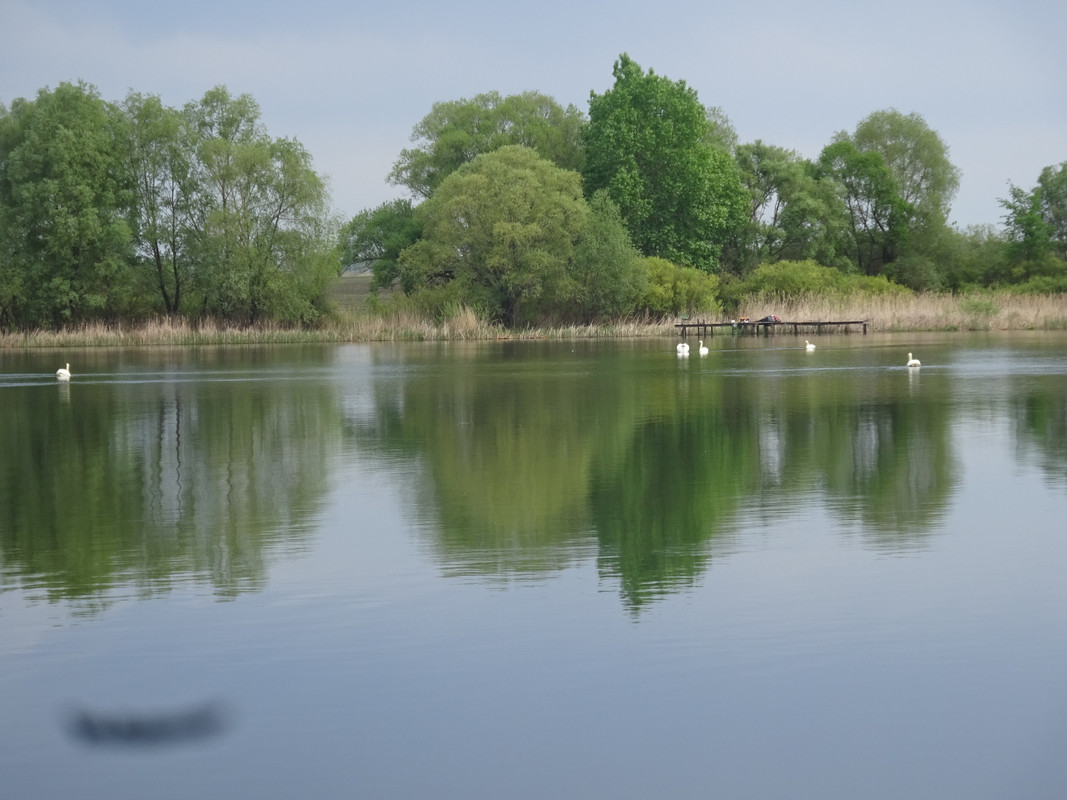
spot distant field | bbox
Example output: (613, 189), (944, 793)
(330, 272), (374, 313)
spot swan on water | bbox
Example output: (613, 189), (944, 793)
(56, 363), (71, 380)
(805, 340), (816, 351)
(698, 340), (709, 356)
(676, 342), (690, 355)
(906, 353), (921, 367)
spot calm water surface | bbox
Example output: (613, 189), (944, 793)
(2, 332), (1066, 799)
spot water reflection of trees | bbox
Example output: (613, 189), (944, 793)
(349, 349), (643, 578)
(590, 401), (760, 611)
(0, 371), (339, 607)
(1013, 379), (1067, 488)
(352, 347), (959, 610)
(819, 401), (956, 547)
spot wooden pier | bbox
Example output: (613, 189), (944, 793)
(676, 319), (868, 337)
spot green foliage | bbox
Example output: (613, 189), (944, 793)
(1005, 273), (1067, 294)
(123, 90), (197, 315)
(389, 91), (585, 199)
(567, 191), (647, 322)
(849, 109), (960, 224)
(340, 199), (422, 292)
(725, 140), (851, 275)
(995, 163), (1067, 290)
(818, 109), (960, 288)
(639, 256), (721, 316)
(180, 87), (335, 324)
(1036, 162), (1067, 257)
(1000, 182), (1052, 265)
(398, 146), (588, 326)
(934, 224), (1009, 290)
(742, 259), (845, 296)
(738, 259), (910, 301)
(958, 295), (998, 318)
(817, 140), (911, 275)
(0, 81), (134, 328)
(0, 83), (336, 330)
(582, 54), (748, 269)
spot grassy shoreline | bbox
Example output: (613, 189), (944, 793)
(2, 291), (1065, 348)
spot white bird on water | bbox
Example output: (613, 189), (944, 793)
(56, 363), (71, 380)
(676, 342), (690, 356)
(906, 353), (921, 368)
(805, 340), (816, 351)
(698, 340), (709, 356)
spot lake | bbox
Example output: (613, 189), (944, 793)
(2, 331), (1066, 799)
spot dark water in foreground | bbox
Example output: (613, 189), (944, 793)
(2, 332), (1066, 799)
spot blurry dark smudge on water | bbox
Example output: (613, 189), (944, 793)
(67, 701), (230, 748)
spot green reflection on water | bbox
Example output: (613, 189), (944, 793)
(1, 349), (341, 605)
(4, 335), (1066, 613)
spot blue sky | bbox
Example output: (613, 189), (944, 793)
(2, 0), (1064, 229)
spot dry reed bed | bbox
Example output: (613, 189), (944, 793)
(3, 292), (1065, 348)
(742, 292), (1067, 332)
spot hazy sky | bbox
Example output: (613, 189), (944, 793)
(2, 0), (1063, 229)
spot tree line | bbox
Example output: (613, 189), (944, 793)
(346, 53), (1067, 325)
(3, 55), (1065, 331)
(0, 82), (335, 331)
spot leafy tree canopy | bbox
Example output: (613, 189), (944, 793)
(581, 53), (747, 270)
(1036, 162), (1067, 257)
(397, 145), (588, 326)
(726, 140), (851, 275)
(837, 109), (959, 226)
(388, 90), (585, 199)
(340, 198), (422, 292)
(0, 81), (133, 328)
(568, 190), (647, 322)
(817, 139), (911, 275)
(181, 86), (335, 324)
(0, 82), (336, 330)
(639, 256), (721, 317)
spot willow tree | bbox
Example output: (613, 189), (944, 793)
(817, 140), (910, 276)
(726, 140), (851, 275)
(846, 109), (960, 226)
(398, 146), (588, 326)
(826, 109), (961, 286)
(123, 91), (199, 315)
(183, 87), (335, 324)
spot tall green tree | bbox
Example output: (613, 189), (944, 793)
(581, 54), (747, 270)
(389, 90), (585, 199)
(398, 146), (588, 326)
(825, 109), (960, 286)
(817, 140), (910, 275)
(0, 81), (134, 328)
(1036, 162), (1067, 258)
(848, 110), (960, 225)
(123, 91), (199, 315)
(1000, 183), (1054, 266)
(183, 87), (335, 324)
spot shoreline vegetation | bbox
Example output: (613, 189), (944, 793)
(2, 287), (1066, 349)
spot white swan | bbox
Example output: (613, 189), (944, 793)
(676, 342), (690, 355)
(56, 363), (71, 380)
(805, 340), (816, 351)
(698, 340), (709, 356)
(906, 353), (921, 368)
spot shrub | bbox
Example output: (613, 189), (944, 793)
(638, 257), (721, 316)
(742, 259), (845, 297)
